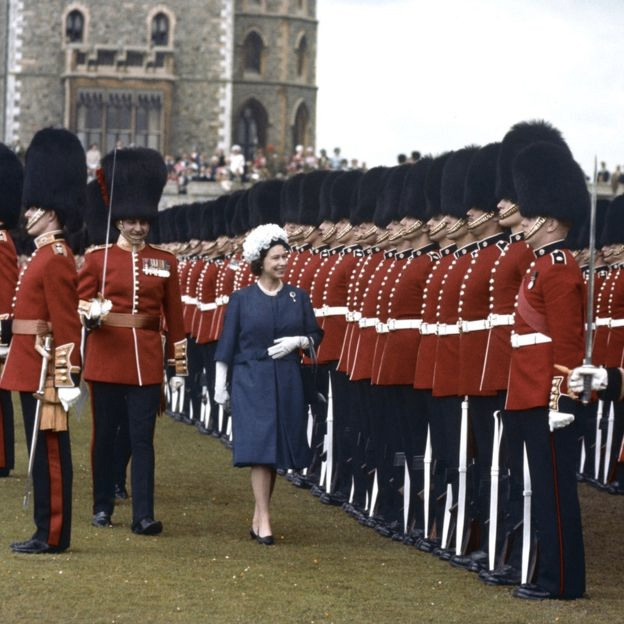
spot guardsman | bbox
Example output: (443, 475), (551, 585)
(505, 141), (587, 600)
(413, 152), (455, 553)
(451, 143), (507, 572)
(372, 158), (438, 542)
(478, 120), (572, 587)
(337, 167), (387, 517)
(0, 144), (22, 477)
(78, 147), (187, 536)
(430, 147), (479, 560)
(311, 171), (363, 501)
(1, 128), (85, 553)
(592, 196), (624, 493)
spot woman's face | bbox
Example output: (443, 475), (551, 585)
(261, 244), (289, 280)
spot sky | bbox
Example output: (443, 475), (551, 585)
(315, 0), (624, 177)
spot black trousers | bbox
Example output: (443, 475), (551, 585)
(506, 407), (585, 599)
(90, 382), (160, 526)
(0, 389), (14, 475)
(20, 392), (72, 549)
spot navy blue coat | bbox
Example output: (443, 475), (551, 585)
(215, 283), (323, 469)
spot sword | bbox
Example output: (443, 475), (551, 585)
(603, 401), (615, 484)
(594, 399), (604, 480)
(581, 156), (598, 404)
(99, 148), (118, 300)
(23, 334), (53, 508)
(323, 374), (334, 494)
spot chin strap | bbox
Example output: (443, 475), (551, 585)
(524, 216), (547, 241)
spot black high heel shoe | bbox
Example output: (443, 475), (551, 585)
(256, 534), (275, 546)
(249, 528), (258, 540)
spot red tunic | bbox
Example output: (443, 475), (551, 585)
(506, 245), (585, 411)
(314, 246), (360, 364)
(604, 267), (624, 367)
(0, 230), (18, 317)
(78, 243), (186, 386)
(413, 247), (455, 390)
(194, 257), (222, 345)
(592, 266), (614, 366)
(431, 244), (478, 397)
(374, 247), (437, 386)
(480, 235), (534, 392)
(210, 255), (240, 341)
(1, 233), (81, 392)
(457, 234), (507, 396)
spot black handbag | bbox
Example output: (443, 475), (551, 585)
(300, 338), (326, 405)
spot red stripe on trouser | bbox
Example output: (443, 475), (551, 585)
(549, 433), (565, 595)
(46, 432), (64, 547)
(0, 401), (5, 468)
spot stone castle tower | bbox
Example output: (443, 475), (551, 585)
(0, 0), (317, 160)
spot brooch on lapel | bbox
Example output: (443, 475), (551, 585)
(290, 291), (297, 303)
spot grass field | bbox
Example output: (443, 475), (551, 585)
(1, 400), (622, 624)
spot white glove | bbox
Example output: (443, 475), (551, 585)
(548, 410), (575, 432)
(214, 361), (229, 405)
(568, 365), (608, 394)
(0, 345), (8, 360)
(267, 336), (310, 359)
(86, 298), (112, 320)
(169, 375), (184, 390)
(58, 386), (82, 412)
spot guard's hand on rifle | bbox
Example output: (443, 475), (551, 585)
(169, 375), (184, 390)
(0, 345), (8, 360)
(267, 336), (309, 359)
(58, 386), (82, 411)
(568, 365), (608, 396)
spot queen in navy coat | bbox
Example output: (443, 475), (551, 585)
(215, 224), (322, 544)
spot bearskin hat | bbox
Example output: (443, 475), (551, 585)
(0, 143), (23, 229)
(464, 142), (501, 213)
(101, 147), (166, 222)
(84, 179), (118, 246)
(512, 141), (589, 225)
(331, 170), (363, 223)
(299, 170), (330, 226)
(425, 152), (452, 217)
(22, 127), (86, 230)
(351, 166), (387, 226)
(249, 180), (284, 227)
(280, 174), (304, 224)
(375, 165), (410, 227)
(441, 146), (479, 218)
(399, 157), (433, 220)
(601, 195), (624, 246)
(497, 120), (571, 203)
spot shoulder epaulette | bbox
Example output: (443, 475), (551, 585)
(148, 243), (176, 256)
(85, 244), (112, 254)
(550, 250), (567, 264)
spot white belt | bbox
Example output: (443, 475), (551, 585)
(216, 295), (229, 306)
(358, 317), (379, 328)
(388, 318), (423, 331)
(610, 318), (624, 328)
(315, 306), (349, 318)
(510, 332), (552, 348)
(420, 322), (437, 335)
(460, 319), (489, 333)
(181, 295), (193, 304)
(437, 323), (460, 336)
(375, 322), (389, 334)
(184, 296), (197, 305)
(488, 313), (515, 327)
(198, 302), (217, 311)
(346, 311), (362, 323)
(594, 317), (610, 327)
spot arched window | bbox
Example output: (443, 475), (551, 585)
(296, 35), (307, 77)
(235, 99), (268, 161)
(151, 12), (169, 46)
(243, 32), (263, 74)
(66, 9), (84, 43)
(292, 103), (309, 152)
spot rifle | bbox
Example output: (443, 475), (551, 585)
(488, 410), (504, 571)
(455, 397), (469, 555)
(23, 334), (53, 508)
